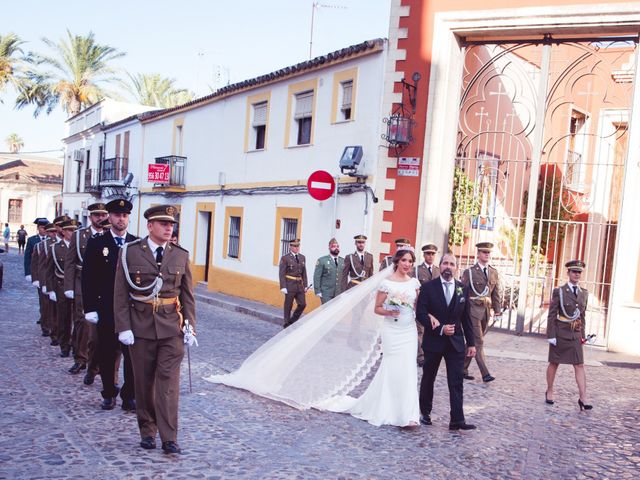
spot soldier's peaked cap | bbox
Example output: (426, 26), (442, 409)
(61, 219), (80, 230)
(476, 241), (494, 252)
(44, 223), (56, 232)
(565, 259), (586, 272)
(106, 198), (133, 214)
(422, 243), (438, 253)
(354, 234), (367, 241)
(144, 205), (178, 223)
(53, 214), (71, 225)
(88, 202), (108, 214)
(289, 238), (301, 246)
(328, 237), (338, 245)
(33, 217), (49, 226)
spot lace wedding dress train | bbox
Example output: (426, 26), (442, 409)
(205, 269), (421, 427)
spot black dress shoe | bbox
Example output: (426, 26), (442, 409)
(449, 422), (477, 431)
(41, 330), (50, 337)
(122, 399), (136, 412)
(545, 391), (555, 405)
(417, 359), (424, 368)
(463, 374), (475, 380)
(83, 372), (95, 385)
(482, 374), (495, 383)
(140, 436), (156, 450)
(68, 363), (86, 374)
(50, 339), (59, 346)
(101, 397), (117, 410)
(419, 415), (432, 426)
(161, 441), (182, 454)
(59, 350), (70, 358)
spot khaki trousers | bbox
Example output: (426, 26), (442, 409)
(130, 336), (184, 443)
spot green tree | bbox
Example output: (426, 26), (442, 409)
(16, 29), (125, 117)
(449, 166), (481, 246)
(127, 73), (194, 108)
(5, 133), (24, 153)
(0, 32), (29, 99)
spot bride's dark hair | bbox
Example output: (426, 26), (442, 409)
(392, 248), (416, 271)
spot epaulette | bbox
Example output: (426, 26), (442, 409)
(488, 265), (498, 271)
(169, 243), (188, 253)
(128, 238), (143, 246)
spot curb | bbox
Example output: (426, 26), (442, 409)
(194, 293), (281, 326)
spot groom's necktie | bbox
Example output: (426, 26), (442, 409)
(444, 282), (452, 305)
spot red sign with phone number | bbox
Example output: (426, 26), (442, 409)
(148, 163), (170, 183)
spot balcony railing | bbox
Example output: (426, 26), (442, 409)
(100, 157), (129, 184)
(84, 168), (101, 192)
(154, 155), (186, 187)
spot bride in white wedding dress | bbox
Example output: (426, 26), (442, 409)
(205, 247), (434, 428)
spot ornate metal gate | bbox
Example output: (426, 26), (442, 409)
(450, 37), (637, 345)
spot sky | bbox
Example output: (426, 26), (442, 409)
(0, 0), (392, 156)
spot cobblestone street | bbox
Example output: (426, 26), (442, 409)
(1, 250), (639, 479)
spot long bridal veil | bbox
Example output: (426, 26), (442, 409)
(205, 267), (393, 410)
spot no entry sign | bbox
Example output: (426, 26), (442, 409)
(307, 170), (336, 201)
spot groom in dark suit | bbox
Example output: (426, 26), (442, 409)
(416, 252), (477, 430)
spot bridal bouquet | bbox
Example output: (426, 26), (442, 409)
(385, 293), (414, 311)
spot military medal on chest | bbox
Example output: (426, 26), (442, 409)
(103, 247), (109, 257)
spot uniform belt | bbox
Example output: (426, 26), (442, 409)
(130, 295), (184, 327)
(285, 275), (303, 281)
(349, 279), (362, 285)
(75, 265), (83, 271)
(558, 315), (578, 323)
(469, 295), (489, 301)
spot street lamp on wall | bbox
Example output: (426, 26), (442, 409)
(382, 72), (421, 156)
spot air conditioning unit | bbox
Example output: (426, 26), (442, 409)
(73, 150), (84, 162)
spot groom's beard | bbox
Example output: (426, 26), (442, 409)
(440, 268), (453, 280)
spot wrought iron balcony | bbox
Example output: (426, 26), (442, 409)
(154, 155), (186, 187)
(84, 168), (101, 192)
(100, 157), (129, 184)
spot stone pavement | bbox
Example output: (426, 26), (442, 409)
(1, 250), (639, 479)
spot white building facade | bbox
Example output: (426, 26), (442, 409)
(131, 40), (388, 308)
(61, 99), (156, 223)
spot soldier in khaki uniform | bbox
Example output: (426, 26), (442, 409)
(27, 219), (50, 337)
(114, 205), (196, 454)
(43, 217), (70, 345)
(340, 234), (374, 291)
(313, 238), (344, 304)
(47, 219), (79, 357)
(64, 202), (108, 376)
(415, 243), (441, 367)
(545, 260), (591, 410)
(279, 239), (308, 328)
(460, 242), (502, 382)
(380, 237), (412, 271)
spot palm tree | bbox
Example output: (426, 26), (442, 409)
(5, 133), (24, 153)
(0, 32), (28, 98)
(16, 29), (125, 117)
(127, 73), (194, 108)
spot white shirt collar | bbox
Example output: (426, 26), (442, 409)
(147, 237), (167, 254)
(440, 277), (454, 286)
(90, 226), (101, 236)
(568, 281), (579, 289)
(110, 230), (127, 242)
(63, 239), (70, 248)
(477, 261), (489, 268)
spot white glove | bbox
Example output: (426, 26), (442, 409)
(183, 320), (198, 347)
(118, 330), (135, 346)
(281, 288), (288, 294)
(25, 275), (32, 282)
(42, 286), (48, 294)
(32, 280), (40, 288)
(64, 290), (74, 299)
(85, 312), (99, 324)
(316, 292), (322, 298)
(493, 314), (502, 321)
(548, 338), (557, 346)
(49, 291), (57, 302)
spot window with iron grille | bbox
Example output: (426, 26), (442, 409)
(340, 80), (353, 120)
(228, 216), (241, 259)
(8, 199), (22, 223)
(280, 218), (298, 257)
(294, 91), (313, 145)
(253, 101), (267, 150)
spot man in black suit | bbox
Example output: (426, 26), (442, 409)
(416, 252), (477, 430)
(82, 199), (137, 411)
